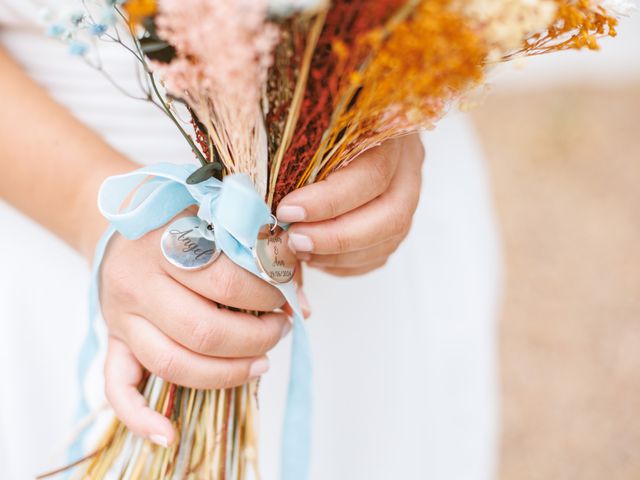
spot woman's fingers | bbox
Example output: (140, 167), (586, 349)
(276, 139), (402, 223)
(281, 288), (312, 320)
(104, 337), (175, 447)
(120, 314), (270, 390)
(319, 259), (389, 277)
(287, 145), (422, 255)
(303, 237), (402, 269)
(138, 275), (289, 358)
(162, 253), (285, 312)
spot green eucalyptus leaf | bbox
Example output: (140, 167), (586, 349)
(141, 40), (170, 53)
(186, 162), (223, 185)
(139, 37), (176, 63)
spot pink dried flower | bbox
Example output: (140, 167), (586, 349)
(154, 0), (279, 191)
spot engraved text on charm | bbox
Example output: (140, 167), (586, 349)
(254, 224), (296, 284)
(161, 216), (220, 270)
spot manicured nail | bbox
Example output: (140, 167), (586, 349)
(297, 252), (311, 262)
(149, 434), (169, 448)
(281, 321), (292, 339)
(297, 287), (312, 317)
(277, 205), (306, 223)
(288, 233), (314, 252)
(250, 358), (270, 378)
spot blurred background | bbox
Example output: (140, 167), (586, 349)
(469, 14), (640, 480)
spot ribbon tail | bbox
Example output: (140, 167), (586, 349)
(74, 166), (314, 480)
(279, 283), (313, 480)
(69, 225), (116, 461)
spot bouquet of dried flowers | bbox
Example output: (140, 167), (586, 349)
(40, 0), (632, 478)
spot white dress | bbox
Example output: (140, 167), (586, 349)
(0, 2), (501, 480)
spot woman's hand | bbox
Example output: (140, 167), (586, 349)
(100, 213), (291, 447)
(277, 133), (425, 276)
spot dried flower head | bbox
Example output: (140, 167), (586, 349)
(517, 0), (621, 56)
(154, 0), (279, 193)
(453, 0), (558, 61)
(304, 0), (488, 183)
(124, 0), (157, 25)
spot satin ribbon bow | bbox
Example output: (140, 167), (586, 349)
(76, 163), (312, 480)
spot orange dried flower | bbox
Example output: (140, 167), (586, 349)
(519, 0), (619, 56)
(124, 0), (158, 25)
(308, 0), (487, 181)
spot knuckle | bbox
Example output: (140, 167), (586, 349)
(153, 352), (180, 382)
(270, 290), (287, 310)
(385, 240), (401, 256)
(394, 180), (419, 205)
(388, 207), (412, 237)
(324, 193), (342, 218)
(209, 263), (283, 311)
(368, 152), (393, 189)
(259, 285), (286, 311)
(219, 362), (247, 389)
(210, 266), (241, 304)
(190, 317), (226, 355)
(410, 135), (426, 162)
(255, 318), (281, 354)
(331, 229), (351, 253)
(407, 174), (423, 208)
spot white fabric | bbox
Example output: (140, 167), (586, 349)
(0, 3), (501, 479)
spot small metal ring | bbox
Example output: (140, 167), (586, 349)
(269, 214), (278, 232)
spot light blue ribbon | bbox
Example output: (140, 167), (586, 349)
(74, 163), (312, 480)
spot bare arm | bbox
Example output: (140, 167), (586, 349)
(0, 44), (423, 446)
(0, 47), (286, 445)
(0, 46), (135, 260)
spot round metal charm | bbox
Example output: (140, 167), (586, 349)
(161, 216), (220, 270)
(254, 224), (296, 284)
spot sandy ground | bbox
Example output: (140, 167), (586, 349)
(471, 85), (640, 480)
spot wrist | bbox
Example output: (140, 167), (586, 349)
(76, 156), (137, 262)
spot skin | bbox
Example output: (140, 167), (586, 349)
(0, 47), (425, 446)
(278, 135), (425, 276)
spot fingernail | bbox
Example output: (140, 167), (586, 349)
(281, 321), (292, 339)
(288, 233), (314, 252)
(149, 434), (169, 448)
(277, 205), (306, 223)
(297, 287), (312, 317)
(297, 252), (311, 262)
(250, 357), (270, 378)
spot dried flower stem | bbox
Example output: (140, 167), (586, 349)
(266, 7), (328, 207)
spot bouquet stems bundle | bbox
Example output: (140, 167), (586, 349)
(82, 381), (258, 478)
(41, 0), (630, 478)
